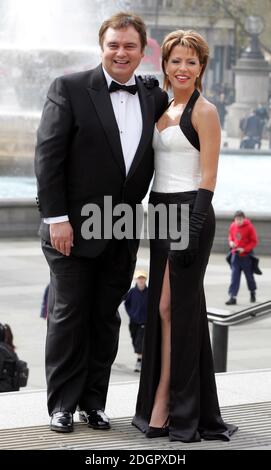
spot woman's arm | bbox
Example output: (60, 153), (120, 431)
(175, 100), (221, 267)
(194, 99), (221, 192)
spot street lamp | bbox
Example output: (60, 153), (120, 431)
(242, 16), (264, 59)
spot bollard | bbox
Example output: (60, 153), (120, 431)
(212, 323), (228, 373)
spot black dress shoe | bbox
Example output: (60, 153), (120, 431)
(146, 426), (169, 438)
(225, 297), (236, 305)
(146, 416), (169, 438)
(250, 291), (256, 302)
(79, 409), (111, 430)
(50, 411), (73, 433)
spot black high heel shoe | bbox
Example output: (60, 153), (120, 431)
(146, 417), (169, 438)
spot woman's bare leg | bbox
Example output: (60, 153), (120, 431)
(149, 261), (171, 427)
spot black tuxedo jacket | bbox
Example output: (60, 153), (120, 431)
(35, 64), (168, 257)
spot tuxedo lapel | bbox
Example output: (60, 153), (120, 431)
(126, 77), (155, 180)
(87, 65), (126, 176)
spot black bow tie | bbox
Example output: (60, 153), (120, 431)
(109, 80), (138, 95)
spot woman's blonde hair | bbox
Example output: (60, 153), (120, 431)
(161, 30), (209, 91)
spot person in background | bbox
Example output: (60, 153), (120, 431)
(226, 210), (258, 305)
(0, 323), (28, 393)
(215, 92), (226, 129)
(0, 323), (15, 351)
(266, 115), (271, 150)
(255, 103), (269, 140)
(124, 270), (148, 373)
(240, 109), (262, 149)
(40, 284), (49, 319)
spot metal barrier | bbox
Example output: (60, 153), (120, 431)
(207, 300), (271, 373)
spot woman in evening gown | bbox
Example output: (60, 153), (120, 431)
(132, 29), (238, 442)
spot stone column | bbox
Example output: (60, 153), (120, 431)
(225, 26), (271, 138)
(225, 57), (270, 137)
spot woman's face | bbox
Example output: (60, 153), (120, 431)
(164, 44), (202, 92)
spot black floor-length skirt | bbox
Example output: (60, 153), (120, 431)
(132, 191), (237, 442)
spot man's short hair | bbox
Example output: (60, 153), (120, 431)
(234, 210), (245, 218)
(99, 11), (147, 51)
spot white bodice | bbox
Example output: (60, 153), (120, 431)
(151, 124), (201, 193)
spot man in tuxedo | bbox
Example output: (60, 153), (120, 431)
(35, 11), (168, 433)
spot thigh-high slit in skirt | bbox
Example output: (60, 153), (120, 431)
(132, 190), (238, 442)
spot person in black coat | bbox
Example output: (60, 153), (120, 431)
(124, 270), (148, 372)
(0, 323), (28, 393)
(34, 11), (168, 433)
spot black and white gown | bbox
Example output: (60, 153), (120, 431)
(132, 89), (237, 442)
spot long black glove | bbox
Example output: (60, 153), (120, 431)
(171, 188), (213, 268)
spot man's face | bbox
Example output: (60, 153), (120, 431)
(101, 26), (144, 83)
(235, 216), (244, 226)
(136, 277), (146, 290)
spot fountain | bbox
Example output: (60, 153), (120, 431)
(0, 0), (102, 172)
(0, 0), (160, 173)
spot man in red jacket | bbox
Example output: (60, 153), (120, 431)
(226, 210), (258, 305)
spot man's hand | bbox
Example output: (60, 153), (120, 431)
(236, 247), (244, 254)
(138, 75), (159, 89)
(50, 221), (74, 256)
(229, 240), (236, 248)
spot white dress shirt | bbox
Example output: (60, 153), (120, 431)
(44, 67), (143, 225)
